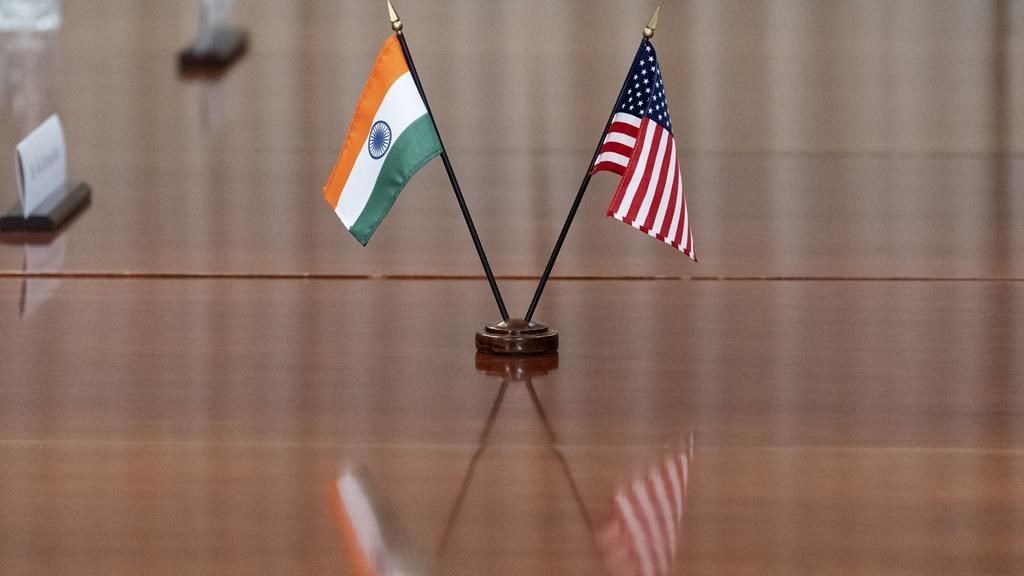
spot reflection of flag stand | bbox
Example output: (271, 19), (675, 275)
(437, 354), (571, 551)
(330, 356), (692, 574)
(327, 355), (575, 570)
(442, 355), (692, 576)
(326, 355), (558, 575)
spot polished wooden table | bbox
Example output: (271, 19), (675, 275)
(0, 1), (1022, 575)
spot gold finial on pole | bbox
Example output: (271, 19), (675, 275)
(387, 0), (403, 33)
(643, 6), (660, 39)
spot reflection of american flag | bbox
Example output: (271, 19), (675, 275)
(598, 446), (691, 576)
(593, 39), (695, 261)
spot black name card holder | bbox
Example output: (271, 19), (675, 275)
(1, 182), (91, 233)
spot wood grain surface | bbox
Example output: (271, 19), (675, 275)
(0, 1), (1022, 574)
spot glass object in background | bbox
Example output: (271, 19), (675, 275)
(197, 0), (233, 51)
(0, 0), (60, 32)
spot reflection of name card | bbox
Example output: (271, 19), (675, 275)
(16, 114), (66, 216)
(20, 236), (66, 319)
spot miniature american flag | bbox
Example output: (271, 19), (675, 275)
(593, 39), (695, 261)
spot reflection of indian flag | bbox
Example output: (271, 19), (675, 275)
(323, 35), (441, 245)
(328, 467), (427, 576)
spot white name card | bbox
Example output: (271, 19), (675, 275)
(16, 114), (67, 217)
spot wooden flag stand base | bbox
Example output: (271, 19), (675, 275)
(475, 350), (559, 379)
(475, 318), (559, 355)
(0, 182), (91, 233)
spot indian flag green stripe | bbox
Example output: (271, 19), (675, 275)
(349, 114), (441, 245)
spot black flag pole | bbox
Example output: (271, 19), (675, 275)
(524, 8), (660, 323)
(389, 1), (509, 322)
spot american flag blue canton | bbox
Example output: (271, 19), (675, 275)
(594, 39), (695, 260)
(618, 40), (673, 134)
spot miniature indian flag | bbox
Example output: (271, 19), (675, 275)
(323, 35), (441, 245)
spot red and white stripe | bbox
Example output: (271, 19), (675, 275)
(594, 114), (695, 261)
(594, 112), (642, 174)
(598, 449), (691, 576)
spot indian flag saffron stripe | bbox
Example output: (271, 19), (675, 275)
(323, 35), (441, 245)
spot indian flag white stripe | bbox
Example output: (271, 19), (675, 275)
(337, 474), (386, 562)
(336, 72), (428, 227)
